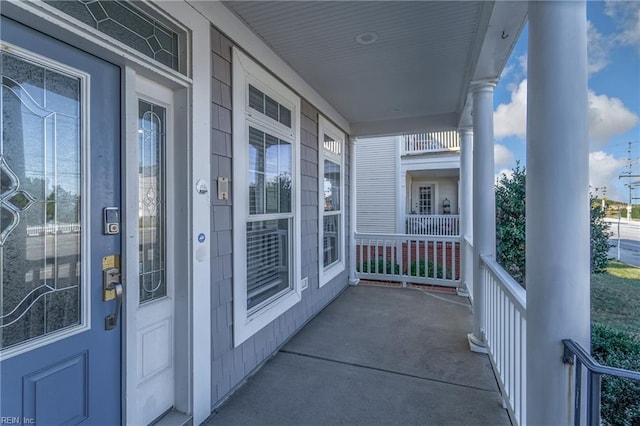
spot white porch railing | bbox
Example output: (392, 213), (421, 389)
(403, 131), (460, 155)
(405, 214), (460, 236)
(480, 254), (527, 426)
(355, 233), (460, 287)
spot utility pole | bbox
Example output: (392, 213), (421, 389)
(618, 140), (639, 221)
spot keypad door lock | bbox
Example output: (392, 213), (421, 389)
(103, 207), (120, 235)
(103, 267), (123, 330)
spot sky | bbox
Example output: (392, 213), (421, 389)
(493, 0), (640, 204)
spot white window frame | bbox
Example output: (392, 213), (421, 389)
(232, 48), (301, 346)
(318, 116), (346, 287)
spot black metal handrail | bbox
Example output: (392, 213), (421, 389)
(562, 339), (640, 426)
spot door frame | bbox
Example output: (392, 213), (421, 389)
(1, 1), (212, 423)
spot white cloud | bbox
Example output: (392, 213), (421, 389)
(494, 144), (514, 167)
(587, 21), (611, 75)
(494, 79), (639, 149)
(518, 54), (527, 75)
(500, 63), (514, 80)
(588, 90), (639, 148)
(589, 151), (627, 201)
(494, 79), (527, 139)
(605, 0), (640, 50)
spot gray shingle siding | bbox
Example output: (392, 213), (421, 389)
(209, 25), (351, 408)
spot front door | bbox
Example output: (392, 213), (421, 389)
(0, 18), (122, 425)
(415, 185), (433, 214)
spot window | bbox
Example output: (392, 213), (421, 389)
(318, 116), (345, 286)
(232, 48), (301, 346)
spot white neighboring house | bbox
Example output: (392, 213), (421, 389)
(356, 131), (460, 236)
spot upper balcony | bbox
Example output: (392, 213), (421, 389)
(402, 131), (461, 156)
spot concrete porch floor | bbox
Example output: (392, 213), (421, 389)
(205, 285), (511, 425)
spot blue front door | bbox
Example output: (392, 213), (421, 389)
(1, 17), (122, 425)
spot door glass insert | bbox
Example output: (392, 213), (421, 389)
(1, 51), (83, 350)
(138, 100), (166, 304)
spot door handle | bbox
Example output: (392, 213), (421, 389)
(104, 266), (123, 330)
(105, 282), (123, 330)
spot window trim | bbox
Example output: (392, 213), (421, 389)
(232, 48), (301, 347)
(318, 116), (346, 287)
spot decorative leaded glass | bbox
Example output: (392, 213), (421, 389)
(46, 1), (180, 71)
(138, 100), (166, 304)
(1, 51), (83, 350)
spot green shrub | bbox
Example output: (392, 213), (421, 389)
(408, 260), (450, 279)
(619, 207), (640, 220)
(358, 259), (400, 275)
(495, 164), (611, 285)
(591, 324), (640, 426)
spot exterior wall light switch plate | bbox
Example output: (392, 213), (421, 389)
(301, 277), (308, 290)
(218, 177), (229, 200)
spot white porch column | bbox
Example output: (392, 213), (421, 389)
(469, 82), (496, 351)
(349, 136), (359, 285)
(527, 1), (589, 424)
(398, 169), (407, 233)
(458, 128), (473, 297)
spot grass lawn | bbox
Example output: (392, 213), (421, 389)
(591, 261), (640, 335)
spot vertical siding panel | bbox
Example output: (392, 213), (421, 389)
(355, 136), (397, 233)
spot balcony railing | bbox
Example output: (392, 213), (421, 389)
(562, 339), (640, 426)
(405, 214), (460, 236)
(355, 233), (460, 288)
(481, 254), (527, 426)
(403, 131), (460, 155)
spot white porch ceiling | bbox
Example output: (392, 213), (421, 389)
(224, 1), (526, 137)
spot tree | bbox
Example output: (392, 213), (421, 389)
(495, 163), (611, 287)
(495, 163), (527, 286)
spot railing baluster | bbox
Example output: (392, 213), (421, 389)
(575, 359), (583, 426)
(587, 373), (601, 426)
(443, 240), (447, 280)
(432, 239), (437, 279)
